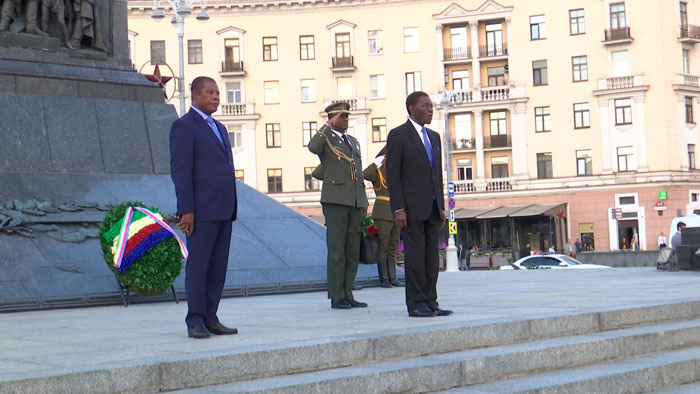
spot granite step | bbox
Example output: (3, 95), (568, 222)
(168, 319), (700, 393)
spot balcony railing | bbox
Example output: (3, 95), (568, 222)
(444, 47), (471, 60)
(452, 179), (511, 194)
(454, 180), (476, 193)
(323, 98), (366, 111)
(597, 74), (644, 90)
(681, 24), (700, 39)
(219, 103), (255, 116)
(451, 138), (475, 151)
(332, 56), (354, 68)
(677, 73), (700, 87)
(479, 44), (508, 57)
(221, 60), (244, 73)
(441, 85), (524, 106)
(486, 179), (512, 191)
(484, 134), (511, 149)
(604, 27), (631, 42)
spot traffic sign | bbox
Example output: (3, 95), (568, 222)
(449, 210), (455, 221)
(447, 182), (455, 194)
(448, 198), (456, 209)
(448, 221), (457, 235)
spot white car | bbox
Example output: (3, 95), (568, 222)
(500, 254), (610, 270)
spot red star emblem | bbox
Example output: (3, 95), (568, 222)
(145, 64), (173, 99)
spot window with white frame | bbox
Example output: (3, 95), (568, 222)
(574, 102), (590, 128)
(452, 70), (469, 90)
(372, 117), (387, 142)
(689, 144), (696, 169)
(454, 113), (472, 148)
(617, 146), (634, 171)
(572, 55), (588, 81)
(612, 50), (629, 76)
(187, 40), (203, 64)
(403, 27), (419, 52)
(405, 71), (421, 95)
(491, 156), (509, 178)
(530, 15), (546, 40)
(264, 81), (279, 104)
(370, 74), (385, 99)
(457, 159), (473, 180)
(368, 30), (383, 55)
(302, 121), (317, 146)
(337, 76), (353, 99)
(301, 79), (316, 102)
(535, 106), (551, 132)
(227, 124), (243, 149)
(614, 98), (632, 125)
(490, 111), (507, 135)
(569, 9), (585, 35)
(299, 35), (315, 60)
(225, 82), (242, 104)
(450, 26), (468, 50)
(576, 149), (592, 175)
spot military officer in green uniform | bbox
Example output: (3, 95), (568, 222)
(363, 147), (404, 288)
(308, 102), (369, 309)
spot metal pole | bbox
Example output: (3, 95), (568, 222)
(176, 10), (186, 116)
(442, 92), (459, 272)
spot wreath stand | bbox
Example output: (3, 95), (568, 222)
(114, 275), (179, 307)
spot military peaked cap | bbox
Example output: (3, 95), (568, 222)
(325, 101), (351, 115)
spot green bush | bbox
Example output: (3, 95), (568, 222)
(98, 201), (183, 295)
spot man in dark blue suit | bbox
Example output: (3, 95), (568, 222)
(170, 76), (238, 339)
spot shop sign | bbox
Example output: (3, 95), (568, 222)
(653, 201), (667, 211)
(659, 190), (667, 200)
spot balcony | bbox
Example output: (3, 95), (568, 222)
(452, 178), (512, 194)
(220, 61), (245, 75)
(593, 74), (648, 95)
(441, 85), (524, 106)
(484, 134), (511, 149)
(673, 74), (700, 93)
(443, 47), (471, 61)
(478, 44), (507, 58)
(603, 27), (632, 44)
(452, 138), (475, 151)
(219, 103), (256, 117)
(322, 97), (367, 112)
(331, 56), (355, 71)
(680, 24), (700, 44)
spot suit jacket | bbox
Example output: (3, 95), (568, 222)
(170, 108), (238, 222)
(386, 120), (444, 221)
(308, 124), (368, 208)
(363, 163), (392, 221)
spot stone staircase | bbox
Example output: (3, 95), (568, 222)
(164, 300), (700, 393)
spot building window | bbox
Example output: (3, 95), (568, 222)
(263, 37), (278, 61)
(570, 9), (585, 35)
(299, 35), (315, 60)
(405, 71), (421, 95)
(456, 159), (473, 180)
(227, 125), (243, 149)
(302, 121), (317, 147)
(572, 55), (588, 82)
(530, 15), (546, 40)
(683, 49), (690, 74)
(689, 144), (696, 169)
(576, 150), (592, 175)
(224, 38), (240, 65)
(574, 102), (590, 129)
(404, 27), (419, 53)
(335, 33), (351, 58)
(491, 156), (509, 178)
(372, 117), (387, 142)
(487, 66), (505, 86)
(337, 76), (353, 99)
(304, 167), (320, 191)
(267, 169), (282, 193)
(614, 98), (632, 125)
(368, 30), (383, 55)
(452, 70), (469, 90)
(617, 146), (634, 171)
(537, 153), (553, 179)
(150, 41), (165, 64)
(681, 2), (688, 26)
(187, 40), (203, 64)
(264, 81), (279, 104)
(490, 111), (507, 135)
(610, 3), (626, 29)
(450, 26), (468, 52)
(346, 119), (355, 136)
(454, 114), (472, 148)
(301, 79), (316, 102)
(535, 107), (551, 132)
(235, 169), (244, 182)
(686, 96), (695, 123)
(266, 123), (281, 148)
(485, 23), (504, 56)
(225, 82), (242, 104)
(370, 74), (385, 99)
(612, 50), (630, 76)
(533, 60), (548, 86)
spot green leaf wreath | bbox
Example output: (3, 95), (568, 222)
(98, 201), (183, 295)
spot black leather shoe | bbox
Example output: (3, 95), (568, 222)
(206, 323), (238, 335)
(187, 325), (211, 339)
(431, 307), (453, 316)
(347, 299), (368, 308)
(380, 280), (392, 288)
(390, 279), (405, 287)
(331, 299), (352, 309)
(408, 307), (437, 317)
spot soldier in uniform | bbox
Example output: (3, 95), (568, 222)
(308, 102), (369, 309)
(363, 146), (403, 288)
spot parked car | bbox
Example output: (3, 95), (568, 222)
(500, 254), (610, 270)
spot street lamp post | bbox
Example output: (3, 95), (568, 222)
(152, 0), (209, 116)
(440, 90), (460, 272)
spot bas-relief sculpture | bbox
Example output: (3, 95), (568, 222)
(0, 0), (109, 51)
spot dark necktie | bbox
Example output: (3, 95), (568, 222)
(207, 116), (224, 146)
(421, 126), (433, 166)
(342, 134), (352, 151)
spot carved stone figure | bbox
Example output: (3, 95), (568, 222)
(67, 0), (106, 51)
(0, 0), (48, 36)
(41, 0), (68, 44)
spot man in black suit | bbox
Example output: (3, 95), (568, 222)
(386, 91), (452, 318)
(170, 76), (239, 338)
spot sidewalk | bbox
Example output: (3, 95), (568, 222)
(2, 267), (700, 393)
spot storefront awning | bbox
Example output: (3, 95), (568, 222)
(454, 203), (567, 220)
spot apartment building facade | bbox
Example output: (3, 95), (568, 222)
(127, 0), (700, 253)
